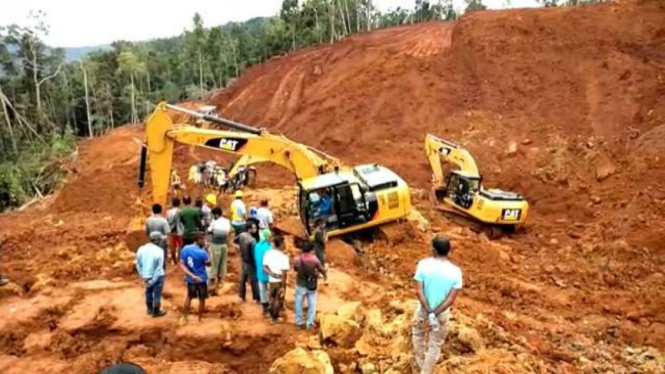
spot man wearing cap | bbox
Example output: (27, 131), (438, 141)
(180, 232), (211, 324)
(230, 190), (247, 234)
(135, 232), (167, 317)
(412, 236), (463, 374)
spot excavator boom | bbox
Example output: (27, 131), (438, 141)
(141, 103), (339, 208)
(424, 134), (479, 185)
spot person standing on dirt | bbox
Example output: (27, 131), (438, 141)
(412, 236), (462, 374)
(180, 196), (202, 246)
(180, 232), (211, 324)
(254, 230), (272, 316)
(230, 190), (247, 234)
(235, 222), (260, 302)
(263, 235), (290, 324)
(145, 204), (170, 269)
(293, 241), (327, 329)
(136, 232), (167, 317)
(256, 199), (275, 237)
(207, 207), (231, 296)
(202, 194), (216, 228)
(312, 219), (327, 270)
(166, 197), (184, 266)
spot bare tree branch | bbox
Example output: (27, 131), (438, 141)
(37, 62), (63, 86)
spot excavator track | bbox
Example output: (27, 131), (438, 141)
(434, 204), (505, 239)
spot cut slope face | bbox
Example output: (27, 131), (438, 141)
(211, 0), (665, 246)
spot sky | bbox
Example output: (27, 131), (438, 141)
(0, 0), (540, 48)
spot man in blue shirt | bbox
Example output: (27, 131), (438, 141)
(179, 232), (210, 324)
(412, 236), (462, 374)
(254, 230), (272, 316)
(135, 232), (167, 317)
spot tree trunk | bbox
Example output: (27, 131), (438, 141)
(356, 1), (361, 33)
(80, 61), (93, 138)
(130, 74), (137, 123)
(344, 0), (352, 34)
(198, 48), (204, 99)
(232, 43), (239, 78)
(109, 106), (114, 129)
(367, 2), (371, 31)
(0, 84), (18, 155)
(33, 56), (41, 115)
(329, 1), (336, 43)
(338, 0), (348, 37)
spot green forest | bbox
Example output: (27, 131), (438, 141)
(0, 0), (597, 211)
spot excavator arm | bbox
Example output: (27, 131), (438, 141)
(139, 102), (340, 207)
(424, 134), (480, 186)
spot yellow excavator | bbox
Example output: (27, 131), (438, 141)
(425, 134), (529, 236)
(138, 102), (412, 238)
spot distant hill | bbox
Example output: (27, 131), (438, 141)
(63, 45), (112, 61)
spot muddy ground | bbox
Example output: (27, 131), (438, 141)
(0, 1), (664, 373)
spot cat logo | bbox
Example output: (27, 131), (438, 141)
(501, 209), (521, 221)
(204, 137), (248, 152)
(219, 139), (239, 151)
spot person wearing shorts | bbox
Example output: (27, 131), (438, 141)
(179, 233), (210, 324)
(207, 207), (231, 295)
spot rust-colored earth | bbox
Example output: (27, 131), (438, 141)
(0, 1), (664, 373)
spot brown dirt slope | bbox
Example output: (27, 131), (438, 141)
(212, 0), (665, 246)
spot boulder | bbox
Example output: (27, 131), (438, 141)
(320, 314), (362, 348)
(360, 362), (377, 374)
(270, 348), (333, 374)
(31, 273), (56, 293)
(365, 309), (383, 333)
(337, 301), (364, 324)
(0, 282), (23, 298)
(458, 325), (484, 352)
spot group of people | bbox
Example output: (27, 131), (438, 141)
(137, 174), (464, 374)
(186, 161), (252, 193)
(136, 189), (329, 328)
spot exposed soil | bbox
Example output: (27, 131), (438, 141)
(0, 1), (664, 373)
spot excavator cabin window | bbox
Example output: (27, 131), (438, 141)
(301, 183), (368, 232)
(446, 173), (479, 210)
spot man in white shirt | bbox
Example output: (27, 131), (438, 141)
(262, 236), (290, 324)
(135, 232), (167, 317)
(412, 236), (462, 374)
(256, 199), (274, 236)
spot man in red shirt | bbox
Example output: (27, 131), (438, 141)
(293, 241), (327, 329)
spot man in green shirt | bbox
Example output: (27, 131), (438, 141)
(179, 195), (202, 246)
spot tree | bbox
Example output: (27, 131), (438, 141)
(116, 49), (145, 123)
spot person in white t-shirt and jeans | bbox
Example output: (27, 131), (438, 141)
(262, 235), (290, 324)
(412, 236), (462, 374)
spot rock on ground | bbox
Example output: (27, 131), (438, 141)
(270, 348), (333, 374)
(320, 313), (362, 348)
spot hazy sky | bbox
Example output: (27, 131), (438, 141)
(0, 0), (539, 48)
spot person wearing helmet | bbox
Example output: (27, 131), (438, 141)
(230, 190), (247, 234)
(201, 194), (216, 229)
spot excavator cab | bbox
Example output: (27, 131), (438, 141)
(444, 171), (481, 210)
(298, 174), (372, 235)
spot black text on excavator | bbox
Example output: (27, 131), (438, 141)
(424, 134), (529, 237)
(138, 102), (412, 238)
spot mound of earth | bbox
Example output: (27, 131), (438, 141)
(0, 1), (663, 374)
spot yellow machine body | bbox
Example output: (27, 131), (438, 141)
(140, 103), (412, 238)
